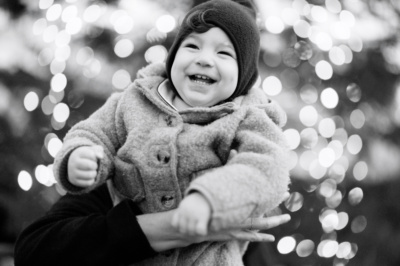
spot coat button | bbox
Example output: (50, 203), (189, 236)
(157, 150), (170, 164)
(161, 195), (175, 208)
(165, 116), (176, 127)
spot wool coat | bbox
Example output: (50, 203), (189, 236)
(53, 63), (290, 265)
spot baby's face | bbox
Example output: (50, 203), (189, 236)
(171, 27), (238, 107)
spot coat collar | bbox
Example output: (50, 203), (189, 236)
(134, 63), (241, 124)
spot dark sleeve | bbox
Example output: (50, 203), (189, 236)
(14, 184), (157, 266)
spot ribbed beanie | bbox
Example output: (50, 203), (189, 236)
(166, 0), (260, 101)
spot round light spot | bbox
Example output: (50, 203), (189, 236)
(145, 45), (168, 63)
(351, 215), (367, 233)
(262, 76), (282, 96)
(318, 118), (336, 138)
(315, 60), (333, 80)
(156, 15), (176, 33)
(114, 39), (134, 58)
(318, 240), (339, 258)
(284, 128), (301, 150)
(53, 103), (70, 123)
(65, 17), (82, 35)
(347, 134), (362, 155)
(353, 161), (368, 181)
(265, 16), (285, 34)
(84, 4), (102, 23)
(320, 88), (339, 109)
(112, 69), (131, 90)
(299, 105), (318, 127)
(24, 91), (40, 112)
(18, 171), (33, 191)
(296, 239), (315, 257)
(293, 19), (311, 38)
(284, 192), (304, 212)
(300, 128), (318, 149)
(51, 73), (67, 92)
(46, 4), (62, 21)
(277, 236), (296, 254)
(348, 187), (363, 206)
(48, 137), (63, 158)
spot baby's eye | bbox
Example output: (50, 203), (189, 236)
(185, 44), (198, 49)
(219, 51), (235, 58)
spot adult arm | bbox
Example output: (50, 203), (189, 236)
(14, 184), (157, 266)
(14, 183), (291, 266)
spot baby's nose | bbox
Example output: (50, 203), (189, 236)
(195, 52), (214, 67)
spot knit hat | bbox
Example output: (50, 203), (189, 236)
(166, 0), (260, 102)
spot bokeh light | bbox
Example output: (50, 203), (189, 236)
(156, 15), (176, 33)
(347, 134), (363, 155)
(114, 39), (134, 58)
(284, 129), (301, 150)
(320, 88), (339, 109)
(299, 105), (318, 126)
(296, 239), (315, 257)
(277, 236), (296, 254)
(353, 161), (368, 181)
(262, 76), (282, 96)
(83, 4), (102, 23)
(24, 91), (40, 112)
(112, 69), (131, 90)
(265, 16), (285, 34)
(348, 187), (363, 206)
(145, 45), (168, 63)
(285, 192), (304, 212)
(51, 73), (67, 92)
(351, 216), (367, 233)
(18, 171), (33, 191)
(317, 240), (339, 258)
(315, 60), (333, 80)
(47, 137), (63, 158)
(53, 103), (70, 123)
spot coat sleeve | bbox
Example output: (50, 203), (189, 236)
(53, 92), (126, 194)
(13, 184), (157, 266)
(187, 96), (290, 231)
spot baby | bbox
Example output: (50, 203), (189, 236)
(54, 0), (290, 265)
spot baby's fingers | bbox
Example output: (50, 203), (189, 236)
(75, 158), (98, 171)
(194, 219), (208, 236)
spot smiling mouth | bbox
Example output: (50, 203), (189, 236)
(189, 74), (216, 85)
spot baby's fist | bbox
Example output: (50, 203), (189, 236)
(67, 145), (104, 188)
(171, 192), (212, 236)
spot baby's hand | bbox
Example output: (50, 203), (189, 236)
(172, 193), (211, 236)
(67, 145), (104, 188)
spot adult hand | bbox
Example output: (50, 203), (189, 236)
(137, 207), (291, 252)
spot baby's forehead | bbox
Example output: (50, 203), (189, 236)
(183, 27), (233, 44)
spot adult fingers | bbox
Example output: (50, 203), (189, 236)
(206, 230), (275, 242)
(228, 231), (275, 242)
(239, 214), (291, 231)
